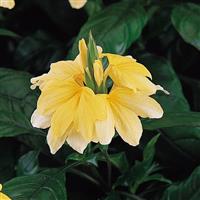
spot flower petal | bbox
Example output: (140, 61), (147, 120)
(73, 87), (106, 141)
(37, 79), (80, 115)
(68, 0), (87, 9)
(110, 102), (142, 146)
(67, 129), (89, 154)
(31, 109), (51, 129)
(0, 0), (15, 9)
(105, 53), (152, 78)
(110, 87), (163, 119)
(95, 95), (115, 145)
(47, 94), (79, 154)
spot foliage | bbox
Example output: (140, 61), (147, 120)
(0, 0), (200, 199)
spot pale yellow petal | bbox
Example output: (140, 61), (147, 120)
(37, 79), (80, 115)
(49, 61), (83, 79)
(110, 87), (163, 118)
(104, 53), (152, 78)
(93, 60), (104, 87)
(68, 0), (87, 9)
(110, 102), (142, 146)
(31, 109), (51, 129)
(73, 87), (105, 141)
(67, 129), (89, 154)
(0, 0), (15, 9)
(47, 95), (79, 154)
(47, 128), (67, 154)
(95, 95), (115, 145)
(0, 184), (2, 191)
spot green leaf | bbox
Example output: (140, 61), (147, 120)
(161, 166), (200, 200)
(85, 0), (103, 17)
(3, 169), (67, 200)
(17, 151), (39, 176)
(68, 1), (147, 58)
(0, 28), (21, 39)
(143, 112), (200, 130)
(109, 152), (129, 173)
(171, 3), (200, 50)
(143, 134), (160, 166)
(113, 135), (170, 193)
(0, 68), (45, 138)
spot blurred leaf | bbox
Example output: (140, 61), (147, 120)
(3, 169), (67, 200)
(0, 28), (20, 39)
(0, 68), (45, 138)
(161, 165), (200, 200)
(85, 0), (103, 16)
(143, 112), (200, 130)
(171, 3), (200, 50)
(68, 1), (148, 58)
(14, 30), (64, 72)
(17, 151), (39, 176)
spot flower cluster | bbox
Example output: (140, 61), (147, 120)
(31, 33), (166, 154)
(0, 184), (11, 200)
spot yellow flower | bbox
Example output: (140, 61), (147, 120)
(0, 0), (15, 9)
(102, 53), (167, 95)
(31, 35), (166, 154)
(0, 184), (11, 200)
(68, 0), (87, 9)
(95, 87), (163, 145)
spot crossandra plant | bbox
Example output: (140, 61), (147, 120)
(0, 0), (200, 200)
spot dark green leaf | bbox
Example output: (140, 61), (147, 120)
(0, 28), (20, 39)
(0, 68), (45, 138)
(3, 169), (67, 200)
(143, 112), (200, 130)
(68, 1), (147, 58)
(171, 3), (200, 50)
(162, 165), (200, 200)
(17, 151), (39, 176)
(143, 134), (160, 166)
(109, 152), (129, 173)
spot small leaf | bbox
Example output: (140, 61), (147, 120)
(109, 152), (129, 173)
(143, 134), (160, 166)
(17, 151), (39, 176)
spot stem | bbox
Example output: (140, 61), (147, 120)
(99, 145), (112, 188)
(69, 168), (101, 187)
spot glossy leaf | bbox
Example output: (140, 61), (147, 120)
(3, 169), (67, 200)
(68, 1), (147, 58)
(171, 3), (200, 50)
(0, 68), (45, 138)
